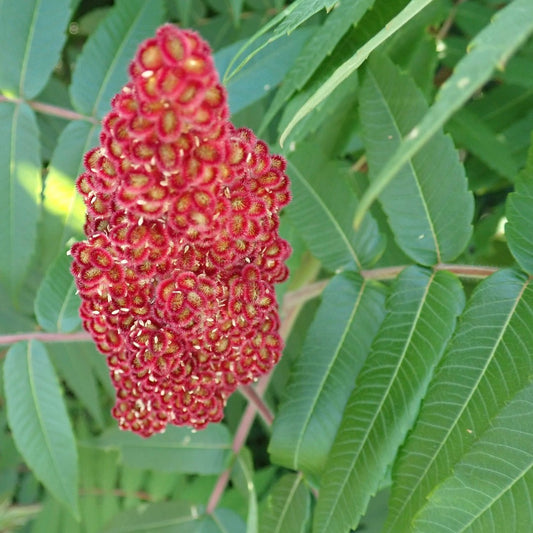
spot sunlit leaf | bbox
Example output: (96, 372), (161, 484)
(385, 268), (533, 532)
(0, 102), (41, 300)
(270, 272), (386, 477)
(360, 54), (473, 264)
(4, 341), (79, 518)
(0, 0), (70, 98)
(314, 267), (464, 532)
(40, 120), (100, 270)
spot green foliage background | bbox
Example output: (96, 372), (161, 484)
(0, 0), (532, 531)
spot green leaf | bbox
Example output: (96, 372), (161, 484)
(3, 341), (79, 518)
(102, 501), (203, 533)
(280, 0), (435, 146)
(0, 102), (41, 300)
(446, 108), (519, 180)
(214, 27), (313, 115)
(260, 473), (311, 533)
(261, 0), (376, 129)
(270, 272), (386, 477)
(412, 381), (533, 532)
(228, 0), (244, 27)
(34, 251), (81, 333)
(360, 54), (473, 265)
(0, 0), (70, 98)
(384, 268), (533, 532)
(97, 424), (231, 475)
(314, 266), (465, 533)
(286, 145), (385, 271)
(505, 136), (533, 274)
(353, 0), (533, 226)
(40, 120), (100, 270)
(70, 0), (165, 119)
(232, 449), (258, 533)
(103, 503), (246, 533)
(48, 343), (104, 427)
(200, 508), (247, 533)
(224, 0), (336, 84)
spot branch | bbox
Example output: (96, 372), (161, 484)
(0, 331), (91, 346)
(238, 384), (274, 426)
(282, 263), (499, 314)
(206, 372), (272, 514)
(0, 94), (98, 124)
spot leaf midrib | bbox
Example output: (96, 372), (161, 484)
(367, 67), (440, 263)
(319, 270), (436, 531)
(292, 278), (366, 469)
(272, 473), (304, 533)
(18, 0), (41, 96)
(26, 341), (72, 503)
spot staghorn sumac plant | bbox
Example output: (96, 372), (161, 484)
(0, 1), (532, 532)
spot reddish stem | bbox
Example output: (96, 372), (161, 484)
(238, 384), (274, 426)
(0, 331), (91, 346)
(0, 94), (98, 123)
(206, 372), (272, 515)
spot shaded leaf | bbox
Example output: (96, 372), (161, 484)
(0, 0), (71, 98)
(314, 267), (464, 532)
(34, 251), (81, 333)
(98, 424), (231, 475)
(286, 145), (385, 271)
(48, 343), (104, 427)
(103, 502), (246, 533)
(360, 54), (473, 264)
(354, 0), (533, 226)
(3, 341), (79, 518)
(231, 448), (258, 533)
(260, 473), (310, 533)
(228, 0), (244, 27)
(102, 501), (203, 533)
(446, 108), (518, 180)
(224, 0), (336, 84)
(70, 0), (165, 118)
(385, 268), (533, 532)
(505, 135), (533, 274)
(280, 0), (435, 146)
(262, 0), (375, 129)
(40, 120), (100, 270)
(270, 272), (386, 477)
(0, 102), (41, 300)
(214, 27), (313, 115)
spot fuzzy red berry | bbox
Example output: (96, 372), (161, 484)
(70, 24), (291, 437)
